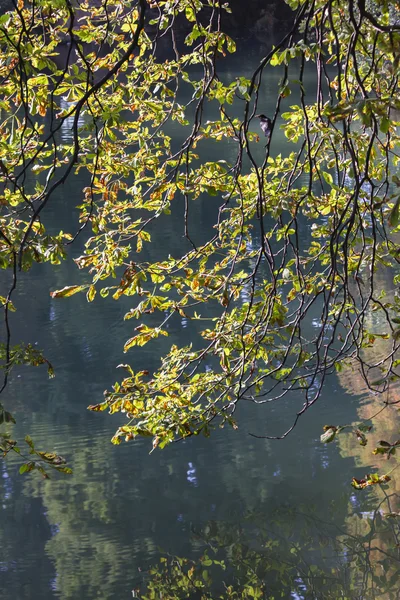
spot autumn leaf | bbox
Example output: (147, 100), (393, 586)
(50, 285), (89, 298)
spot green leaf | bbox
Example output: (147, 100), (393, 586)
(380, 116), (390, 134)
(0, 296), (16, 311)
(360, 110), (372, 127)
(225, 35), (236, 53)
(389, 197), (400, 227)
(25, 435), (34, 449)
(201, 559), (213, 566)
(322, 171), (333, 186)
(280, 84), (291, 98)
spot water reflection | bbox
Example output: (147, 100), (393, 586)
(0, 377), (380, 600)
(334, 265), (400, 599)
(1, 42), (398, 600)
(58, 98), (87, 144)
(138, 503), (400, 599)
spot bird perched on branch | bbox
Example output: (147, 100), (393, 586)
(255, 114), (272, 138)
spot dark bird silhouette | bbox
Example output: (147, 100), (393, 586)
(255, 114), (272, 137)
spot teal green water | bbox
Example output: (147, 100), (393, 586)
(1, 45), (399, 599)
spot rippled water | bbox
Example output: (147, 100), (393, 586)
(1, 43), (399, 600)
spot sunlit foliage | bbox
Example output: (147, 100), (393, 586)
(1, 0), (400, 474)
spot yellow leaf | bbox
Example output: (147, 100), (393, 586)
(50, 285), (89, 298)
(86, 285), (96, 302)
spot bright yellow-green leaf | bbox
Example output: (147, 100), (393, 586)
(50, 285), (89, 298)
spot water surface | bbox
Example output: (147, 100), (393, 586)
(1, 41), (399, 600)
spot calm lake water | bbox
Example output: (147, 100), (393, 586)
(1, 42), (400, 599)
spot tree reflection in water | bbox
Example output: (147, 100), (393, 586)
(329, 266), (400, 598)
(137, 502), (400, 599)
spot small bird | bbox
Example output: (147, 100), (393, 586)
(255, 114), (272, 138)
